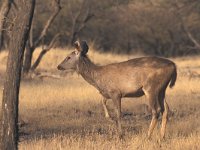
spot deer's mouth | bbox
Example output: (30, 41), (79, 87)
(57, 65), (65, 71)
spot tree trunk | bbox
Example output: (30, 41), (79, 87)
(0, 0), (12, 50)
(23, 46), (34, 73)
(23, 0), (61, 73)
(0, 0), (35, 150)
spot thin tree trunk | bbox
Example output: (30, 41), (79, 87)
(23, 0), (61, 73)
(0, 0), (12, 50)
(0, 0), (35, 149)
(23, 45), (34, 73)
(31, 49), (47, 71)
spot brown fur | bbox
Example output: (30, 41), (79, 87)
(57, 41), (177, 140)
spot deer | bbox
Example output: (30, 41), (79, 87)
(57, 40), (177, 140)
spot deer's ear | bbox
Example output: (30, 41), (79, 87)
(80, 41), (88, 55)
(74, 41), (81, 55)
(74, 41), (81, 51)
(74, 40), (88, 55)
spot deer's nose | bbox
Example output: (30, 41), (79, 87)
(57, 65), (65, 70)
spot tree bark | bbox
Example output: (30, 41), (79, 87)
(0, 0), (12, 50)
(23, 45), (34, 73)
(0, 0), (35, 150)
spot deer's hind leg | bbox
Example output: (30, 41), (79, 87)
(111, 94), (123, 138)
(144, 90), (161, 139)
(158, 89), (169, 140)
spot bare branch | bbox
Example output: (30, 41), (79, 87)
(33, 0), (61, 48)
(174, 1), (200, 50)
(77, 8), (94, 32)
(30, 72), (62, 79)
(31, 33), (61, 71)
(69, 0), (94, 44)
(45, 33), (60, 50)
(185, 29), (200, 49)
(83, 6), (94, 22)
(0, 0), (12, 50)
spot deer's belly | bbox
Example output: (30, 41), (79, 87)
(123, 88), (144, 97)
(97, 85), (144, 99)
(118, 81), (144, 97)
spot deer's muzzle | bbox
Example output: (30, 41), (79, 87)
(57, 65), (65, 70)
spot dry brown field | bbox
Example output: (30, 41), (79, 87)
(0, 48), (200, 150)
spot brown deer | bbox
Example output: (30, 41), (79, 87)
(57, 40), (177, 140)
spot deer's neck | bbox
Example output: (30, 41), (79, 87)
(76, 56), (99, 87)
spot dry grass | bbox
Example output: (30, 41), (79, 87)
(0, 48), (200, 150)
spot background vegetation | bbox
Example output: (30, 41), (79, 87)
(1, 0), (200, 56)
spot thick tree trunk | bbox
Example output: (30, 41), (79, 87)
(0, 0), (35, 149)
(0, 0), (12, 50)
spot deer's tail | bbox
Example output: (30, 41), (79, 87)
(169, 64), (177, 88)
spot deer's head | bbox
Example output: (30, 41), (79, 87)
(57, 40), (89, 71)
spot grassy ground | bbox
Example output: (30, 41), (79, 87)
(0, 48), (200, 150)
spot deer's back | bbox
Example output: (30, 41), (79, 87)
(93, 56), (175, 98)
(98, 56), (175, 75)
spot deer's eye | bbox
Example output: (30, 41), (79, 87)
(68, 56), (71, 59)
